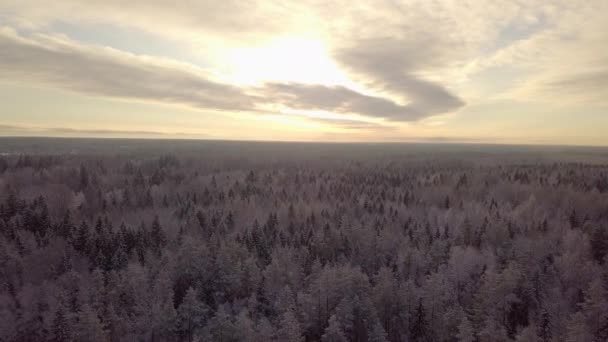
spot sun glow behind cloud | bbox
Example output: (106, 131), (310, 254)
(219, 35), (351, 87)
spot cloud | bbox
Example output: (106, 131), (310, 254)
(0, 123), (197, 137)
(1, 27), (458, 122)
(0, 28), (258, 112)
(407, 136), (499, 143)
(1, 1), (475, 123)
(0, 124), (26, 132)
(301, 117), (397, 130)
(4, 0), (607, 134)
(545, 69), (608, 97)
(333, 38), (465, 119)
(0, 1), (300, 41)
(261, 83), (419, 121)
(46, 127), (190, 136)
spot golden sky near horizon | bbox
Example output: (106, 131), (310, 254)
(1, 1), (608, 144)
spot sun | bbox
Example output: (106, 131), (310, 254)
(220, 35), (350, 87)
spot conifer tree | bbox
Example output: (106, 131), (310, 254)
(176, 287), (209, 342)
(277, 310), (304, 342)
(410, 299), (428, 341)
(322, 314), (348, 342)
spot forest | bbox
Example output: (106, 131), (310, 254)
(0, 138), (607, 342)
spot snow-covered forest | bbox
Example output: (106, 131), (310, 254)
(1, 139), (607, 342)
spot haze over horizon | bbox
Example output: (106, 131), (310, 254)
(1, 1), (608, 145)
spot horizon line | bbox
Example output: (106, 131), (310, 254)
(1, 134), (608, 150)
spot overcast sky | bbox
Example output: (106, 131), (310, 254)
(1, 1), (607, 145)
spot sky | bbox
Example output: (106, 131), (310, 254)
(1, 1), (607, 145)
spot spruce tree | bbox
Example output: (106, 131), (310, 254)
(322, 314), (348, 342)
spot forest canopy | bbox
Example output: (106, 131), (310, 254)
(0, 138), (607, 342)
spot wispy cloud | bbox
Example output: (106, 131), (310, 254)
(261, 83), (420, 121)
(302, 117), (397, 131)
(334, 38), (465, 119)
(544, 69), (608, 100)
(0, 27), (258, 112)
(0, 123), (199, 137)
(1, 27), (462, 123)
